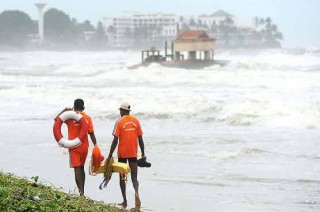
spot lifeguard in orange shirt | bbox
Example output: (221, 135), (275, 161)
(106, 102), (146, 210)
(55, 99), (98, 196)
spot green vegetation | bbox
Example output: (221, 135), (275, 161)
(0, 9), (107, 48)
(257, 17), (283, 47)
(44, 8), (77, 44)
(178, 14), (283, 48)
(0, 172), (124, 212)
(0, 10), (34, 46)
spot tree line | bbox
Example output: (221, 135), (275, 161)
(0, 9), (107, 48)
(113, 15), (284, 48)
(178, 16), (283, 47)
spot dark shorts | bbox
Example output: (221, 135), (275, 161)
(118, 157), (137, 163)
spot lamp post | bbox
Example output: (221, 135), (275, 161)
(35, 0), (46, 43)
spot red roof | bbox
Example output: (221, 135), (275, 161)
(176, 30), (215, 41)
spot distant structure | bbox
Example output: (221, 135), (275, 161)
(105, 10), (282, 49)
(197, 10), (234, 28)
(35, 0), (46, 43)
(173, 30), (215, 61)
(104, 11), (177, 48)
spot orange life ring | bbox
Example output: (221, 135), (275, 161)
(53, 111), (88, 148)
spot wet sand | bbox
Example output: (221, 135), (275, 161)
(0, 121), (218, 211)
(1, 120), (319, 212)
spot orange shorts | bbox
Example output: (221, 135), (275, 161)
(69, 150), (88, 168)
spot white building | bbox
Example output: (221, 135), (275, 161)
(104, 11), (178, 48)
(104, 10), (264, 48)
(234, 18), (258, 30)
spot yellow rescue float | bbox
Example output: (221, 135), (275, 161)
(88, 145), (131, 189)
(89, 159), (131, 175)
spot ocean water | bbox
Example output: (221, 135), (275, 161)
(0, 48), (320, 211)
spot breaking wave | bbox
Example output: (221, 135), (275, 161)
(0, 48), (319, 129)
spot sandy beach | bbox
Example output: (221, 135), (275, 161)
(0, 121), (215, 211)
(1, 119), (319, 211)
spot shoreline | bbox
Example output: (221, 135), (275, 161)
(1, 120), (319, 211)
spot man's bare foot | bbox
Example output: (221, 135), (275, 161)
(117, 201), (127, 208)
(135, 193), (141, 210)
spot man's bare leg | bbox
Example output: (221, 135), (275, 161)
(119, 174), (127, 208)
(129, 161), (141, 210)
(74, 166), (85, 196)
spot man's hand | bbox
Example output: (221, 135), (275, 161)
(54, 107), (73, 121)
(104, 156), (113, 174)
(104, 156), (112, 167)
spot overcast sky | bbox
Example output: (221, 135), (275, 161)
(1, 0), (320, 47)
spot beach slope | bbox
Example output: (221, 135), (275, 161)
(0, 172), (124, 212)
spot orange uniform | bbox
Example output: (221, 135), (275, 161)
(66, 111), (94, 167)
(113, 115), (143, 158)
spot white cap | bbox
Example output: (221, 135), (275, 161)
(119, 102), (131, 111)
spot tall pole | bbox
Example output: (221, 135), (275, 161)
(35, 1), (46, 43)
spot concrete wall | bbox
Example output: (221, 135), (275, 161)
(174, 41), (214, 51)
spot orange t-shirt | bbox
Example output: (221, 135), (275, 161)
(113, 115), (143, 158)
(66, 111), (94, 153)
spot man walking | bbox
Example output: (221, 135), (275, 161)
(55, 99), (97, 196)
(106, 102), (146, 210)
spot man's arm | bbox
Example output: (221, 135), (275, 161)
(107, 136), (119, 159)
(54, 107), (72, 121)
(138, 135), (145, 158)
(89, 132), (97, 146)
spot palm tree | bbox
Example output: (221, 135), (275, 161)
(181, 23), (189, 31)
(203, 23), (209, 31)
(179, 16), (185, 23)
(107, 25), (116, 33)
(124, 27), (133, 38)
(254, 16), (260, 27)
(224, 17), (234, 26)
(197, 20), (203, 29)
(265, 17), (272, 26)
(258, 17), (282, 47)
(274, 32), (283, 40)
(271, 24), (278, 32)
(133, 25), (149, 47)
(189, 18), (196, 28)
(219, 17), (236, 46)
(210, 22), (217, 33)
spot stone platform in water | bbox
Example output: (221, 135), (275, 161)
(128, 60), (229, 70)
